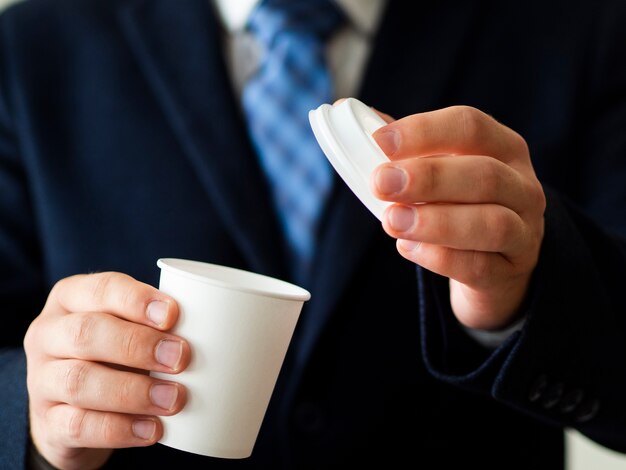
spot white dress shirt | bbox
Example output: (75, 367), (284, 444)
(213, 0), (386, 99)
(211, 0), (525, 348)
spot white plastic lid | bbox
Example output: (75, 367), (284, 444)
(309, 98), (391, 220)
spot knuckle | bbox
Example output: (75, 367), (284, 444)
(113, 376), (134, 407)
(50, 274), (81, 304)
(91, 272), (118, 307)
(477, 158), (502, 198)
(410, 115), (430, 142)
(119, 279), (145, 313)
(63, 361), (89, 403)
(510, 131), (530, 157)
(121, 326), (143, 362)
(101, 413), (120, 446)
(414, 159), (441, 196)
(529, 180), (547, 213)
(50, 277), (69, 298)
(487, 209), (515, 251)
(469, 251), (495, 282)
(23, 319), (38, 354)
(91, 271), (148, 315)
(424, 159), (441, 194)
(433, 210), (452, 240)
(436, 246), (457, 272)
(25, 360), (41, 398)
(455, 105), (486, 141)
(69, 314), (97, 355)
(67, 407), (88, 442)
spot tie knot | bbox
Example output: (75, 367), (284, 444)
(247, 0), (345, 46)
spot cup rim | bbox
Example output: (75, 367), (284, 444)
(308, 97), (390, 221)
(157, 258), (311, 301)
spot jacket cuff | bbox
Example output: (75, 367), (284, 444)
(0, 347), (29, 469)
(418, 188), (626, 451)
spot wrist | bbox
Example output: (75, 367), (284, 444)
(449, 273), (532, 330)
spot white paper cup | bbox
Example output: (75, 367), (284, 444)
(151, 258), (311, 458)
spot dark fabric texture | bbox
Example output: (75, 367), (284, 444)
(1, 0), (626, 468)
(0, 349), (28, 469)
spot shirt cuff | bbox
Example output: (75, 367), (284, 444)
(462, 315), (527, 349)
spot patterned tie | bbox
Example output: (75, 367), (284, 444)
(242, 0), (344, 284)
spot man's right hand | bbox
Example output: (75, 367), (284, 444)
(23, 272), (191, 470)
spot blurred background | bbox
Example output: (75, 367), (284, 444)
(0, 0), (624, 468)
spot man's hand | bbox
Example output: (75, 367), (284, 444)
(371, 106), (546, 330)
(23, 272), (191, 470)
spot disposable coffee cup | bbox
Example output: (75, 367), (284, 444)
(152, 258), (311, 458)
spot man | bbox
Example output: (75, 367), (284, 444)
(1, 0), (625, 468)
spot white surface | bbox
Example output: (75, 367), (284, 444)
(309, 98), (391, 220)
(567, 430), (626, 470)
(152, 259), (309, 458)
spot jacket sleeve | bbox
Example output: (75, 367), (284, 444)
(418, 1), (626, 453)
(0, 6), (47, 468)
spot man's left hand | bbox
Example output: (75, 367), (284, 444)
(371, 106), (546, 330)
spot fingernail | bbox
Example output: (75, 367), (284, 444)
(133, 419), (156, 440)
(155, 340), (183, 370)
(147, 300), (168, 327)
(150, 383), (179, 411)
(388, 206), (416, 232)
(398, 239), (421, 252)
(374, 129), (400, 156)
(376, 166), (407, 195)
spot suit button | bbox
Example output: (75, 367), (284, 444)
(541, 382), (564, 409)
(528, 375), (548, 402)
(559, 389), (584, 414)
(294, 402), (326, 434)
(574, 399), (600, 423)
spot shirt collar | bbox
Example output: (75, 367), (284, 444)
(213, 0), (386, 35)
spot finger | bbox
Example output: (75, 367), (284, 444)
(372, 105), (529, 166)
(40, 359), (186, 416)
(43, 312), (190, 373)
(371, 154), (532, 213)
(45, 404), (162, 449)
(382, 203), (527, 255)
(395, 239), (511, 291)
(49, 272), (178, 330)
(396, 240), (532, 329)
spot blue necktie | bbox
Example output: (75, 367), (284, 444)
(242, 0), (344, 284)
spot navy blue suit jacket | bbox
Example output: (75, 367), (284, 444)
(1, 0), (626, 468)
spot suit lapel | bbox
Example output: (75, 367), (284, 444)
(291, 184), (381, 368)
(118, 0), (288, 279)
(289, 0), (483, 375)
